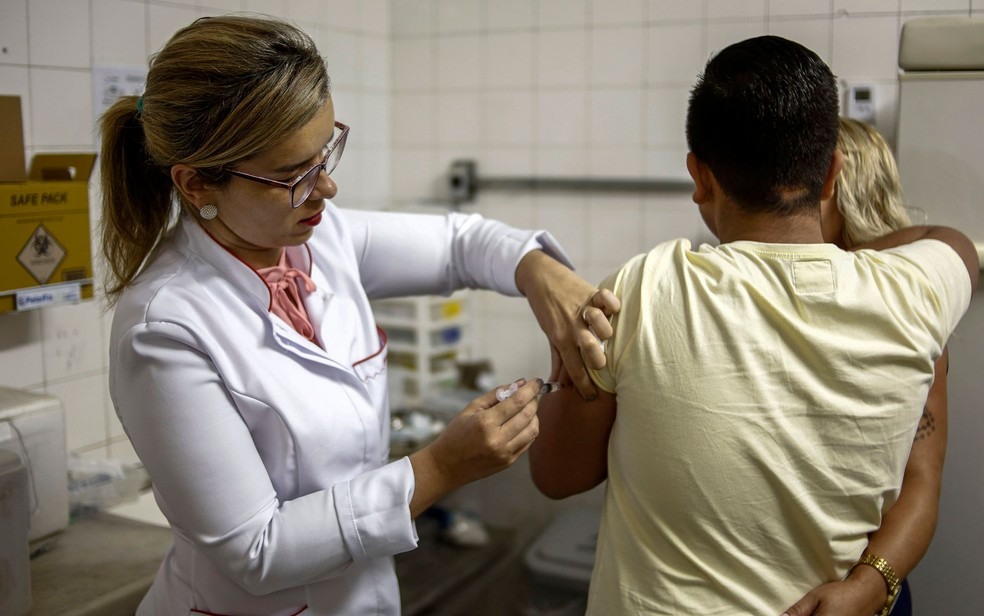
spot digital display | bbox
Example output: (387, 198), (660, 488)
(854, 89), (871, 102)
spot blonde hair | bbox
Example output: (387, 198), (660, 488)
(834, 117), (911, 247)
(99, 15), (331, 305)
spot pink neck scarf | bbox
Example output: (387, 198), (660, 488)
(257, 252), (319, 345)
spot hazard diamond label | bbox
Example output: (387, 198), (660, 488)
(17, 224), (66, 285)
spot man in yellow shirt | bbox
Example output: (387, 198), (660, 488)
(530, 35), (978, 616)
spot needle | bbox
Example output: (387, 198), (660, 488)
(495, 380), (563, 402)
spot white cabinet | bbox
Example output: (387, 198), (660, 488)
(372, 293), (470, 405)
(896, 17), (984, 610)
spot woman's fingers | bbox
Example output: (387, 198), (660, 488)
(576, 289), (620, 371)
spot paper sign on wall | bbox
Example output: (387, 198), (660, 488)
(91, 65), (148, 124)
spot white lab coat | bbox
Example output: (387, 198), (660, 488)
(109, 202), (570, 616)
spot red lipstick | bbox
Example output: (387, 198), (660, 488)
(300, 212), (322, 227)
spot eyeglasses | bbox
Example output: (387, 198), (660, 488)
(227, 121), (349, 208)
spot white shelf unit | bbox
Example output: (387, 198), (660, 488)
(372, 292), (470, 406)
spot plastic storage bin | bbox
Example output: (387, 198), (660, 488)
(0, 448), (32, 615)
(0, 387), (68, 546)
(523, 507), (600, 615)
(372, 293), (470, 405)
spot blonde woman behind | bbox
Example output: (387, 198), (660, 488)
(823, 117), (913, 247)
(786, 118), (948, 616)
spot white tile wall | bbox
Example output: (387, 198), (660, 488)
(706, 19), (768, 56)
(362, 0), (390, 34)
(589, 89), (644, 146)
(287, 0), (322, 24)
(585, 195), (645, 271)
(437, 36), (483, 89)
(484, 146), (534, 176)
(648, 24), (705, 83)
(487, 0), (535, 30)
(0, 0), (30, 65)
(40, 302), (105, 383)
(392, 38), (436, 91)
(318, 29), (363, 89)
(768, 16), (833, 62)
(589, 144), (644, 179)
(589, 0), (646, 26)
(360, 92), (391, 147)
(28, 0), (91, 69)
(770, 0), (833, 18)
(590, 26), (645, 86)
(642, 194), (707, 246)
(832, 14), (901, 81)
(438, 0), (484, 33)
(646, 86), (689, 146)
(0, 0), (388, 458)
(707, 0), (767, 20)
(834, 0), (901, 14)
(92, 0), (148, 66)
(486, 31), (534, 88)
(487, 91), (534, 147)
(391, 0), (436, 35)
(0, 312), (43, 389)
(649, 0), (704, 21)
(537, 30), (589, 86)
(30, 69), (93, 147)
(319, 0), (360, 30)
(537, 0), (589, 28)
(646, 147), (690, 180)
(146, 3), (198, 55)
(536, 89), (588, 146)
(361, 36), (391, 90)
(437, 91), (483, 145)
(392, 92), (437, 146)
(392, 148), (440, 197)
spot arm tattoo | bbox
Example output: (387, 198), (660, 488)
(914, 410), (936, 441)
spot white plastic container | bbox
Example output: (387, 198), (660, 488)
(0, 448), (32, 616)
(0, 387), (69, 546)
(523, 507), (600, 615)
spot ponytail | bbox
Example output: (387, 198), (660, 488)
(99, 96), (175, 306)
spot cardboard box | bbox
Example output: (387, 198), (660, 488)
(0, 96), (27, 182)
(0, 96), (96, 313)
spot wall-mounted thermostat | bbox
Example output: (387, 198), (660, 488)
(846, 84), (876, 124)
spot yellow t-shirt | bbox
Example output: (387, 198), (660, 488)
(587, 238), (971, 615)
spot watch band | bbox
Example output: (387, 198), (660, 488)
(853, 553), (901, 616)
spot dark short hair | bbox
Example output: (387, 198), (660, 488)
(685, 36), (839, 214)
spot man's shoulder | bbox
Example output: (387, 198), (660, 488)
(620, 238), (695, 276)
(861, 238), (968, 283)
(642, 237), (696, 264)
(856, 238), (973, 336)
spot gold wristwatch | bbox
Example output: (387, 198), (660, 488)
(853, 553), (901, 616)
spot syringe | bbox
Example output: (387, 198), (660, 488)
(495, 380), (563, 402)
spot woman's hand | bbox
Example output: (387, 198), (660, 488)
(514, 250), (621, 400)
(781, 569), (886, 616)
(408, 379), (542, 516)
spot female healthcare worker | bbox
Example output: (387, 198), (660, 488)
(99, 15), (616, 616)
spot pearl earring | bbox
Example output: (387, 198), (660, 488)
(199, 204), (218, 220)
